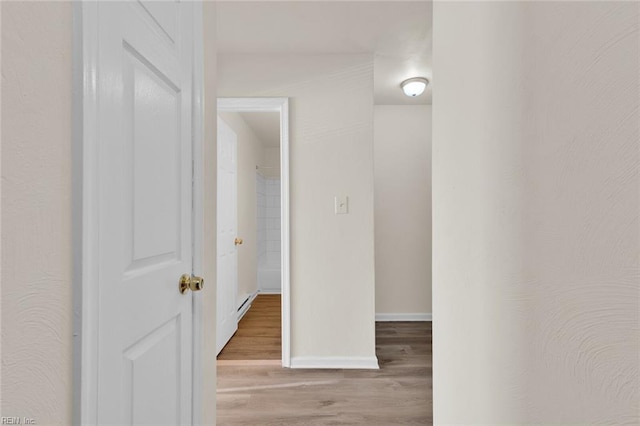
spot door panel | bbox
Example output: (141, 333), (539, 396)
(123, 315), (181, 426)
(96, 2), (194, 424)
(122, 44), (182, 273)
(138, 0), (180, 45)
(217, 117), (239, 354)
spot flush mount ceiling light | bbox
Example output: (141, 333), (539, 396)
(401, 77), (429, 97)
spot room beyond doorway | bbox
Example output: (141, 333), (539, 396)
(216, 97), (291, 366)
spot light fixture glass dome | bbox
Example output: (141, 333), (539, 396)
(401, 77), (429, 97)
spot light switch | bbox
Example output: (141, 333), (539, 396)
(335, 196), (349, 214)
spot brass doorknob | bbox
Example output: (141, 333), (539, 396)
(235, 238), (243, 245)
(179, 274), (204, 294)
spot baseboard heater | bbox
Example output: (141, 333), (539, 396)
(237, 290), (259, 321)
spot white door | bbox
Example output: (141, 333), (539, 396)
(217, 117), (239, 354)
(95, 2), (196, 424)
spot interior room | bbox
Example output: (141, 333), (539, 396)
(216, 109), (283, 362)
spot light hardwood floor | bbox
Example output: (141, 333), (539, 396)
(216, 300), (433, 425)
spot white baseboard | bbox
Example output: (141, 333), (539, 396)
(290, 356), (379, 370)
(258, 289), (281, 295)
(375, 313), (432, 322)
(237, 290), (259, 321)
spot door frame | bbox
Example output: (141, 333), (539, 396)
(72, 2), (205, 423)
(217, 97), (291, 367)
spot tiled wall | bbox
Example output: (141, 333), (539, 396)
(256, 173), (267, 266)
(257, 173), (281, 269)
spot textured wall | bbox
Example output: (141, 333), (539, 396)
(218, 54), (377, 362)
(374, 105), (432, 316)
(433, 1), (639, 423)
(217, 112), (264, 306)
(1, 2), (73, 423)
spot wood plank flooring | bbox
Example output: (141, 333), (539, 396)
(217, 294), (282, 361)
(217, 321), (432, 425)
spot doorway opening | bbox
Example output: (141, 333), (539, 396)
(214, 98), (290, 366)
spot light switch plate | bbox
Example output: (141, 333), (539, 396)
(335, 196), (349, 214)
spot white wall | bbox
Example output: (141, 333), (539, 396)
(218, 54), (377, 364)
(217, 112), (264, 306)
(433, 1), (639, 423)
(262, 147), (280, 179)
(374, 105), (432, 317)
(1, 2), (73, 423)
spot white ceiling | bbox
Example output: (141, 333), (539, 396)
(216, 1), (432, 105)
(238, 111), (281, 148)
